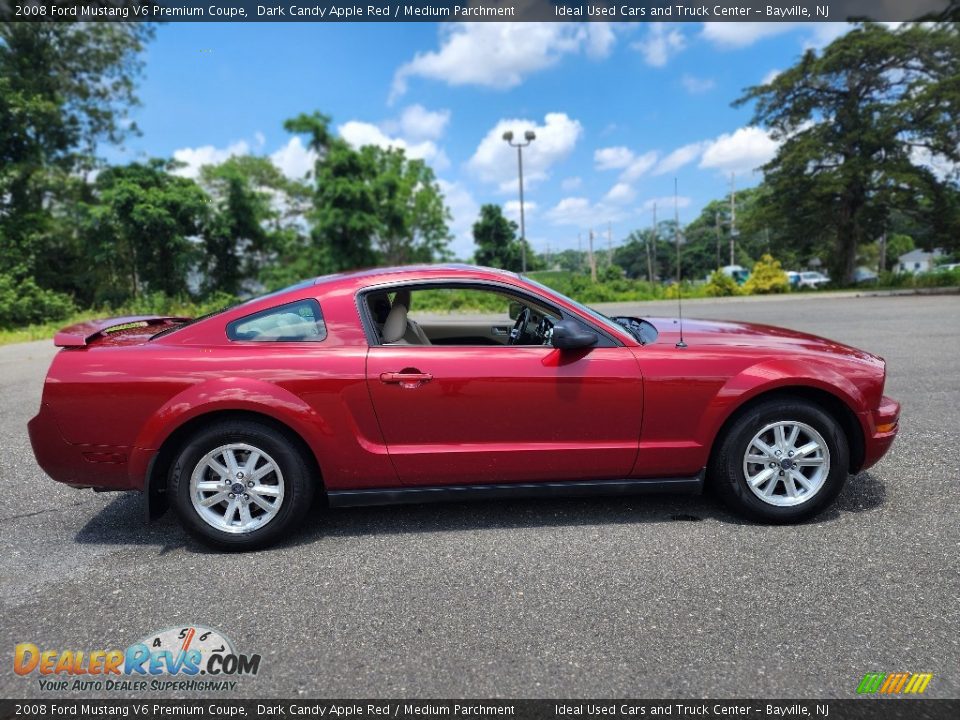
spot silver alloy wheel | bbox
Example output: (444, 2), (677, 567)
(743, 420), (831, 507)
(189, 443), (285, 534)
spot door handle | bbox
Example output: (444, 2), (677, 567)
(380, 370), (433, 388)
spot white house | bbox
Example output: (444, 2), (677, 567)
(897, 248), (943, 274)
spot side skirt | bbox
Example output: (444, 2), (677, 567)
(327, 470), (705, 508)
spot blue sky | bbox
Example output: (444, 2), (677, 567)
(114, 21), (858, 258)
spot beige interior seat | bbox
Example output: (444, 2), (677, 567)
(382, 303), (410, 344)
(392, 290), (432, 345)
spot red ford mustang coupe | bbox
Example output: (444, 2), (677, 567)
(29, 265), (900, 549)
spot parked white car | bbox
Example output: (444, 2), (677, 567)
(798, 271), (831, 289)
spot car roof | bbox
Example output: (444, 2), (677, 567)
(311, 263), (522, 289)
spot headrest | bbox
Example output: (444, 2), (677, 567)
(393, 289), (411, 310)
(382, 303), (408, 343)
(369, 294), (391, 324)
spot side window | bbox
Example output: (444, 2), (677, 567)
(227, 299), (326, 342)
(367, 285), (561, 347)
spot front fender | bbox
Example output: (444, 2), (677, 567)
(696, 357), (866, 453)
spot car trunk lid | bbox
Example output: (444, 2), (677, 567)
(53, 316), (191, 348)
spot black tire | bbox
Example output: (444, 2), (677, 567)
(170, 419), (315, 550)
(709, 397), (849, 523)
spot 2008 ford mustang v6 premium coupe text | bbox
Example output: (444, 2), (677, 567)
(29, 265), (900, 549)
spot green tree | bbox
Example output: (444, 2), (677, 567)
(199, 156), (295, 296)
(743, 254), (790, 294)
(0, 22), (154, 285)
(472, 205), (523, 270)
(736, 23), (960, 283)
(363, 145), (451, 265)
(85, 160), (209, 301)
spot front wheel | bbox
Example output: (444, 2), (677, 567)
(170, 419), (315, 550)
(710, 398), (849, 523)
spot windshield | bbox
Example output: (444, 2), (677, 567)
(520, 276), (635, 342)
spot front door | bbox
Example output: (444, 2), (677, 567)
(365, 343), (643, 487)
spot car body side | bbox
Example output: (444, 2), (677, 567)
(28, 266), (899, 512)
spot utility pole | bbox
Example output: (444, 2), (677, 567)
(588, 228), (597, 283)
(729, 173), (737, 266)
(674, 178), (681, 285)
(714, 211), (722, 269)
(607, 222), (613, 269)
(577, 232), (583, 272)
(502, 130), (536, 273)
(648, 203), (657, 283)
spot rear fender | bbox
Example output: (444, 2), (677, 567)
(129, 377), (330, 483)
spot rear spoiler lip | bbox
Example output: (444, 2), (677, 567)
(54, 315), (192, 347)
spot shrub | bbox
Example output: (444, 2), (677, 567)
(704, 270), (741, 297)
(0, 275), (75, 329)
(743, 254), (790, 294)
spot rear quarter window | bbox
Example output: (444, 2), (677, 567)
(226, 299), (327, 342)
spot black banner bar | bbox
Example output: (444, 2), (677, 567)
(0, 0), (957, 23)
(2, 700), (960, 720)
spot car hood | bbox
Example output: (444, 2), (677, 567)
(645, 316), (882, 364)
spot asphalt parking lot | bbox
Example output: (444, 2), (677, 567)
(1, 292), (957, 699)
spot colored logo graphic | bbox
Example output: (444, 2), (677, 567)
(856, 672), (933, 694)
(13, 625), (261, 689)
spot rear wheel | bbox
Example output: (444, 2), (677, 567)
(170, 420), (315, 550)
(710, 398), (848, 522)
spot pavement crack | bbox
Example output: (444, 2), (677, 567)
(0, 498), (98, 523)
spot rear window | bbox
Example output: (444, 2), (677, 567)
(226, 299), (326, 342)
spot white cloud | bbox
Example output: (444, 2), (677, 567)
(594, 146), (635, 171)
(701, 22), (804, 49)
(437, 179), (480, 260)
(631, 23), (685, 67)
(270, 137), (317, 179)
(398, 104), (451, 141)
(391, 23), (618, 101)
(653, 142), (706, 176)
(544, 195), (635, 228)
(910, 146), (960, 182)
(699, 126), (779, 175)
(544, 197), (595, 227)
(619, 150), (659, 182)
(468, 112), (583, 192)
(681, 74), (716, 94)
(338, 120), (449, 170)
(172, 140), (250, 178)
(504, 200), (538, 223)
(604, 183), (635, 204)
(762, 68), (781, 84)
(561, 176), (583, 191)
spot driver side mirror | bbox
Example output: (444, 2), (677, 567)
(551, 320), (598, 351)
(508, 301), (523, 320)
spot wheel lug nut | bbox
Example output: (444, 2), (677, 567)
(247, 481), (254, 488)
(243, 494), (249, 500)
(779, 471), (784, 476)
(769, 462), (776, 468)
(228, 493), (235, 498)
(788, 451), (794, 457)
(775, 450), (781, 456)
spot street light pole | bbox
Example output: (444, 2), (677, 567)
(503, 130), (536, 273)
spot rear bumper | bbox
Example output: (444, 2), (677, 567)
(28, 403), (139, 491)
(860, 395), (900, 471)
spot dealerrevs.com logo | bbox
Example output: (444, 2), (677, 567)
(856, 672), (934, 695)
(14, 625), (261, 693)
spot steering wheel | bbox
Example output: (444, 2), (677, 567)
(509, 306), (531, 345)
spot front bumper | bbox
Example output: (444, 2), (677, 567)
(860, 395), (900, 470)
(28, 402), (137, 491)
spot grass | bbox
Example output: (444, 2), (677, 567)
(2, 268), (957, 346)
